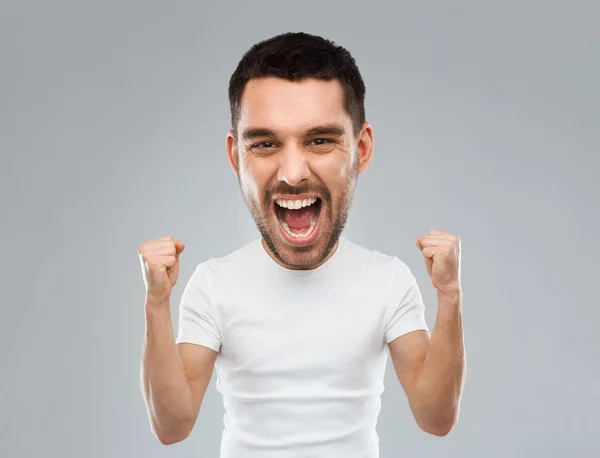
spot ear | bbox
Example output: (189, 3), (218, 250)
(356, 121), (374, 174)
(226, 130), (239, 177)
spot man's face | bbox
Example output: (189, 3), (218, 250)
(226, 77), (373, 270)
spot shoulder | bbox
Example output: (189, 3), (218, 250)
(342, 238), (415, 284)
(187, 238), (262, 285)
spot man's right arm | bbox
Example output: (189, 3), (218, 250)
(141, 297), (217, 445)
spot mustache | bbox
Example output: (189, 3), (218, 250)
(265, 183), (330, 201)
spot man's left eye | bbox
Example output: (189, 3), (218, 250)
(311, 139), (331, 145)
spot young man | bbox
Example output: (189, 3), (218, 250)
(139, 32), (465, 457)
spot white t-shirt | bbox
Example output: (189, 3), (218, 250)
(176, 236), (429, 458)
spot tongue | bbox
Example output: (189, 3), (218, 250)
(283, 206), (318, 231)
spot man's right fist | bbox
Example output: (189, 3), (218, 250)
(138, 236), (185, 303)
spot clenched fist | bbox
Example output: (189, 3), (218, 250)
(138, 236), (185, 304)
(417, 230), (461, 295)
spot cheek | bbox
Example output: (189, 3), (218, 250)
(312, 154), (354, 187)
(240, 158), (271, 201)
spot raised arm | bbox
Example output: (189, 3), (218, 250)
(388, 291), (464, 436)
(388, 231), (466, 436)
(141, 298), (217, 445)
(138, 236), (217, 445)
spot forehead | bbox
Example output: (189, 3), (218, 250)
(238, 77), (350, 134)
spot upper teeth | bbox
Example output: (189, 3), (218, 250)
(276, 197), (318, 210)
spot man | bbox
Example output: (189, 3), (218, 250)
(139, 32), (465, 457)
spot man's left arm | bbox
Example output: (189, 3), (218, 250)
(388, 230), (466, 437)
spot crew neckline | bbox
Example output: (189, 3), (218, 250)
(256, 236), (348, 278)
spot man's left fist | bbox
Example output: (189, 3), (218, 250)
(417, 230), (461, 294)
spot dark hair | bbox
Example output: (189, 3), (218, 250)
(228, 32), (366, 139)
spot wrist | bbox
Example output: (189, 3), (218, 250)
(436, 282), (462, 298)
(145, 294), (171, 311)
(144, 298), (173, 331)
(436, 286), (463, 314)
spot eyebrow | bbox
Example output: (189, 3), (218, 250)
(305, 124), (347, 137)
(241, 123), (347, 142)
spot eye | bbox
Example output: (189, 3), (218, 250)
(252, 141), (275, 149)
(310, 138), (333, 146)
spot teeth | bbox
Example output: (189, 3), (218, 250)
(281, 218), (318, 239)
(276, 197), (318, 209)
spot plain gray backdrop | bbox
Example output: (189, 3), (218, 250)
(1, 1), (598, 457)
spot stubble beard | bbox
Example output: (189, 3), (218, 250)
(239, 162), (359, 270)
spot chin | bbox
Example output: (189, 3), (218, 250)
(277, 241), (328, 267)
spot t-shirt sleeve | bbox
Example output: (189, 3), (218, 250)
(175, 263), (222, 352)
(384, 258), (430, 343)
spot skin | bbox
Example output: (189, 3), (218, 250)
(225, 77), (373, 270)
(389, 231), (465, 436)
(139, 237), (218, 445)
(140, 76), (465, 445)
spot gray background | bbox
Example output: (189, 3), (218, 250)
(1, 0), (598, 457)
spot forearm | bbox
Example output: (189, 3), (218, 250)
(141, 299), (194, 443)
(412, 288), (465, 435)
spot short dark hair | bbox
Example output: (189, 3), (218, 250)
(228, 32), (366, 139)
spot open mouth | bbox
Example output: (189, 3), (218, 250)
(274, 196), (322, 245)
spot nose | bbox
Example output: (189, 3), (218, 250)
(277, 148), (310, 186)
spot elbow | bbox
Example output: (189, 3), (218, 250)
(155, 433), (189, 445)
(152, 420), (193, 446)
(156, 432), (189, 446)
(422, 421), (455, 437)
(416, 411), (458, 437)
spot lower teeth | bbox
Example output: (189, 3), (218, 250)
(281, 219), (317, 238)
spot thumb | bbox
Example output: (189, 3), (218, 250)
(416, 236), (424, 251)
(175, 240), (185, 256)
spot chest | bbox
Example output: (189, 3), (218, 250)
(215, 284), (389, 387)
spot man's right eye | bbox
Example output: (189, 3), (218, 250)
(253, 142), (274, 148)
